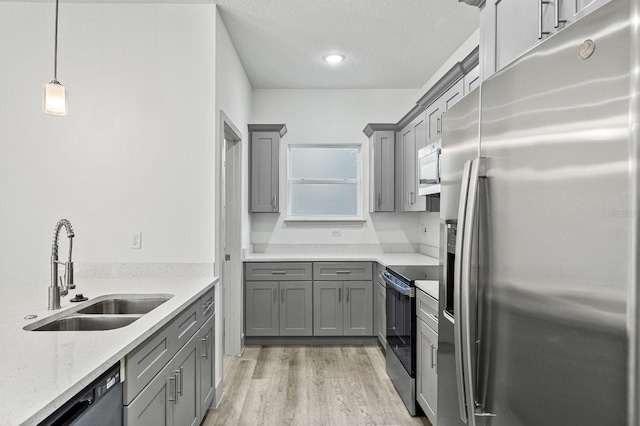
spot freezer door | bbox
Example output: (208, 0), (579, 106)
(476, 1), (631, 425)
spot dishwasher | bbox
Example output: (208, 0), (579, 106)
(39, 363), (123, 426)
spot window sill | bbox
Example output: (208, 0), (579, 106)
(284, 217), (366, 226)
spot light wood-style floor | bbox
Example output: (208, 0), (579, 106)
(202, 345), (432, 426)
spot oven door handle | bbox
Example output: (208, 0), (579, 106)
(382, 274), (414, 298)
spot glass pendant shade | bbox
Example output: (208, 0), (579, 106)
(43, 81), (67, 116)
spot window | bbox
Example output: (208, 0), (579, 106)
(287, 145), (362, 220)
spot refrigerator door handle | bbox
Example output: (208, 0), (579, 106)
(461, 157), (493, 424)
(454, 159), (473, 424)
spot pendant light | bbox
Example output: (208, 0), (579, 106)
(43, 0), (67, 116)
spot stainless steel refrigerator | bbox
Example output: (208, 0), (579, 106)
(438, 0), (639, 425)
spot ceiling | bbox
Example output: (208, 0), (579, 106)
(214, 0), (479, 89)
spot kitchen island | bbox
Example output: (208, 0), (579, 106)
(0, 276), (217, 425)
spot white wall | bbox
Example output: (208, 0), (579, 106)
(215, 12), (253, 251)
(214, 10), (253, 358)
(0, 2), (217, 285)
(250, 89), (424, 250)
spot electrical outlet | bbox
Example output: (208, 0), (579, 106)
(331, 230), (342, 237)
(421, 224), (428, 234)
(131, 232), (142, 249)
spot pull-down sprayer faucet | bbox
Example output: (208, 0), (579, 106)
(48, 219), (75, 310)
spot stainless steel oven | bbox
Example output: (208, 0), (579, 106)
(383, 265), (438, 416)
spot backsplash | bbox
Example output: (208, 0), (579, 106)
(251, 243), (418, 254)
(75, 263), (214, 279)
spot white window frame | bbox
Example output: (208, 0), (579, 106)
(286, 143), (364, 222)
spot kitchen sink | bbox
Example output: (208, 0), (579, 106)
(27, 315), (140, 331)
(78, 297), (170, 315)
(24, 294), (174, 331)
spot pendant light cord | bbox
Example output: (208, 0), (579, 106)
(53, 0), (59, 81)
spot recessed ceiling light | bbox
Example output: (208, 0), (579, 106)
(323, 54), (345, 64)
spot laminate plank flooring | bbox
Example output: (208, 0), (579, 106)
(202, 345), (432, 426)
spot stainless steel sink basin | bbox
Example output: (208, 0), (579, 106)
(28, 315), (140, 331)
(24, 294), (174, 331)
(78, 298), (169, 315)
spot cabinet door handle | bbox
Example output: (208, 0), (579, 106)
(554, 0), (566, 28)
(437, 116), (442, 134)
(281, 288), (284, 303)
(539, 0), (551, 39)
(346, 288), (350, 303)
(201, 337), (208, 359)
(177, 367), (184, 396)
(431, 344), (437, 369)
(339, 288), (342, 303)
(410, 191), (415, 204)
(168, 376), (177, 403)
(377, 193), (381, 208)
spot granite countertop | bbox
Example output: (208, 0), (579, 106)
(0, 276), (217, 426)
(243, 252), (439, 267)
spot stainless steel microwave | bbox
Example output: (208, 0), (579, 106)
(418, 141), (441, 195)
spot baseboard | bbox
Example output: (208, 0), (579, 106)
(245, 336), (379, 345)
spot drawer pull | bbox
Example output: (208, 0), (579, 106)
(168, 375), (177, 403)
(427, 313), (439, 324)
(336, 270), (351, 274)
(201, 338), (208, 359)
(272, 271), (287, 275)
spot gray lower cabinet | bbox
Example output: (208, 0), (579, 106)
(313, 280), (373, 336)
(245, 280), (313, 337)
(416, 317), (438, 426)
(124, 358), (173, 426)
(375, 278), (386, 347)
(280, 281), (313, 336)
(173, 334), (200, 426)
(198, 315), (215, 420)
(124, 289), (216, 426)
(125, 332), (200, 426)
(245, 281), (279, 336)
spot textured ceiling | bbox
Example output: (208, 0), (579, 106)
(214, 0), (479, 89)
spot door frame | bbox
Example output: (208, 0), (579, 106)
(214, 110), (244, 381)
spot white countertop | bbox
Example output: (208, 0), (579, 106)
(415, 280), (439, 301)
(0, 276), (217, 426)
(244, 252), (439, 267)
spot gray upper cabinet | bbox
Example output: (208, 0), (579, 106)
(249, 124), (287, 213)
(397, 113), (427, 212)
(365, 125), (396, 213)
(427, 78), (465, 143)
(463, 64), (480, 94)
(480, 0), (611, 79)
